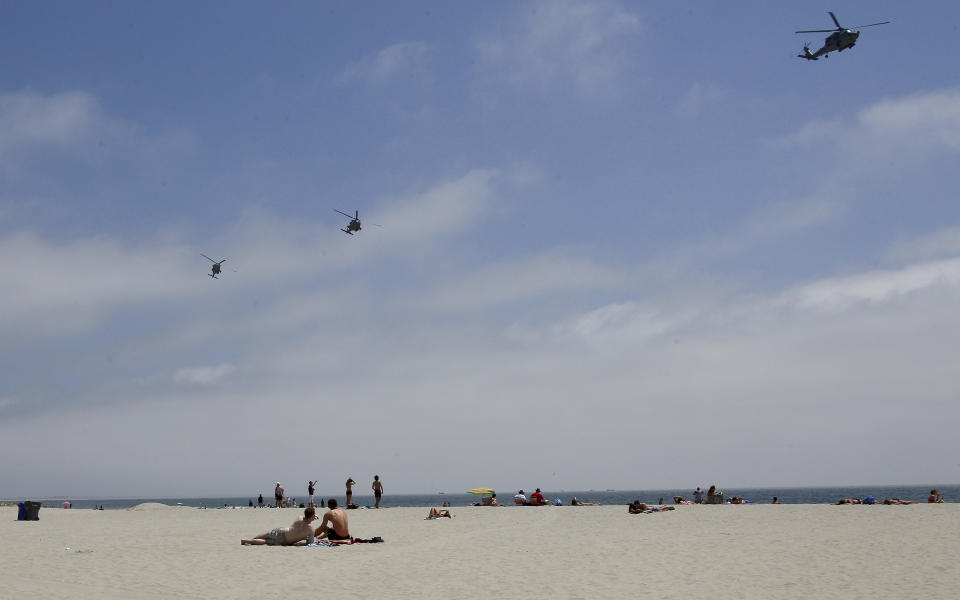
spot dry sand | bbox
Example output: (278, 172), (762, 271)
(3, 503), (958, 599)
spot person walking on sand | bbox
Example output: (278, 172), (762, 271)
(372, 475), (383, 508)
(241, 507), (318, 546)
(315, 498), (351, 542)
(308, 480), (317, 507)
(274, 482), (284, 508)
(345, 477), (356, 508)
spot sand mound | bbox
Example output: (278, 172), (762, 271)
(125, 502), (176, 511)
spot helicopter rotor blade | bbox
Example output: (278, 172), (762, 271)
(334, 209), (353, 219)
(853, 21), (890, 28)
(829, 11), (842, 29)
(200, 253), (216, 263)
(795, 29), (834, 33)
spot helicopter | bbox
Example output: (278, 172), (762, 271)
(333, 209), (380, 235)
(796, 12), (889, 60)
(201, 253), (227, 279)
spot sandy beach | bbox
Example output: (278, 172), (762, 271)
(3, 502), (958, 599)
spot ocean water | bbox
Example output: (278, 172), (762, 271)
(7, 484), (957, 510)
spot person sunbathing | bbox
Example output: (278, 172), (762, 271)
(241, 507), (317, 545)
(882, 498), (916, 505)
(427, 507), (452, 518)
(628, 501), (675, 513)
(835, 498), (861, 504)
(570, 497), (595, 506)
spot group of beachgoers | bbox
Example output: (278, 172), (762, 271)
(835, 490), (946, 505)
(241, 485), (950, 546)
(255, 476), (385, 511)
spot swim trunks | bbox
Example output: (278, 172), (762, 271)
(374, 491), (382, 499)
(326, 527), (351, 541)
(268, 528), (289, 546)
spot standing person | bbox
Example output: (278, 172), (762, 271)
(257, 493), (264, 507)
(308, 480), (317, 507)
(693, 487), (704, 504)
(274, 482), (284, 508)
(372, 475), (383, 508)
(345, 477), (356, 508)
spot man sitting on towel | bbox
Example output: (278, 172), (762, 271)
(241, 507), (318, 545)
(315, 498), (352, 542)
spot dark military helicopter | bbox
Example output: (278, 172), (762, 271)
(796, 12), (889, 60)
(334, 209), (380, 235)
(201, 253), (227, 279)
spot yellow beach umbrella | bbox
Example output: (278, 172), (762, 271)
(468, 488), (495, 495)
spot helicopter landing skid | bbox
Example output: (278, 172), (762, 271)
(340, 228), (354, 235)
(209, 274), (218, 279)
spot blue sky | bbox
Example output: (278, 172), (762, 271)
(3, 0), (960, 498)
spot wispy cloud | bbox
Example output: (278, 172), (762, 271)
(474, 0), (641, 99)
(371, 168), (502, 240)
(338, 42), (430, 86)
(415, 251), (624, 311)
(675, 83), (726, 119)
(0, 231), (198, 337)
(780, 256), (960, 312)
(886, 226), (960, 265)
(174, 363), (236, 385)
(0, 90), (108, 153)
(777, 87), (960, 155)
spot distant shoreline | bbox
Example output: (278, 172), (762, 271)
(3, 483), (955, 510)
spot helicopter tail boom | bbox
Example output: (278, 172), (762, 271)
(797, 44), (825, 60)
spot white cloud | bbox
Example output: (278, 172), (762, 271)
(174, 364), (236, 385)
(338, 42), (430, 86)
(780, 256), (960, 312)
(778, 88), (960, 155)
(0, 90), (105, 153)
(0, 231), (198, 337)
(474, 0), (641, 98)
(416, 251), (624, 311)
(886, 226), (960, 264)
(371, 168), (502, 240)
(675, 83), (726, 119)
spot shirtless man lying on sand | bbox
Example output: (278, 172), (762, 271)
(315, 498), (352, 542)
(628, 501), (675, 514)
(241, 507), (318, 545)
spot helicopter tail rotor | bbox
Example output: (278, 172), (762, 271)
(797, 44), (818, 60)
